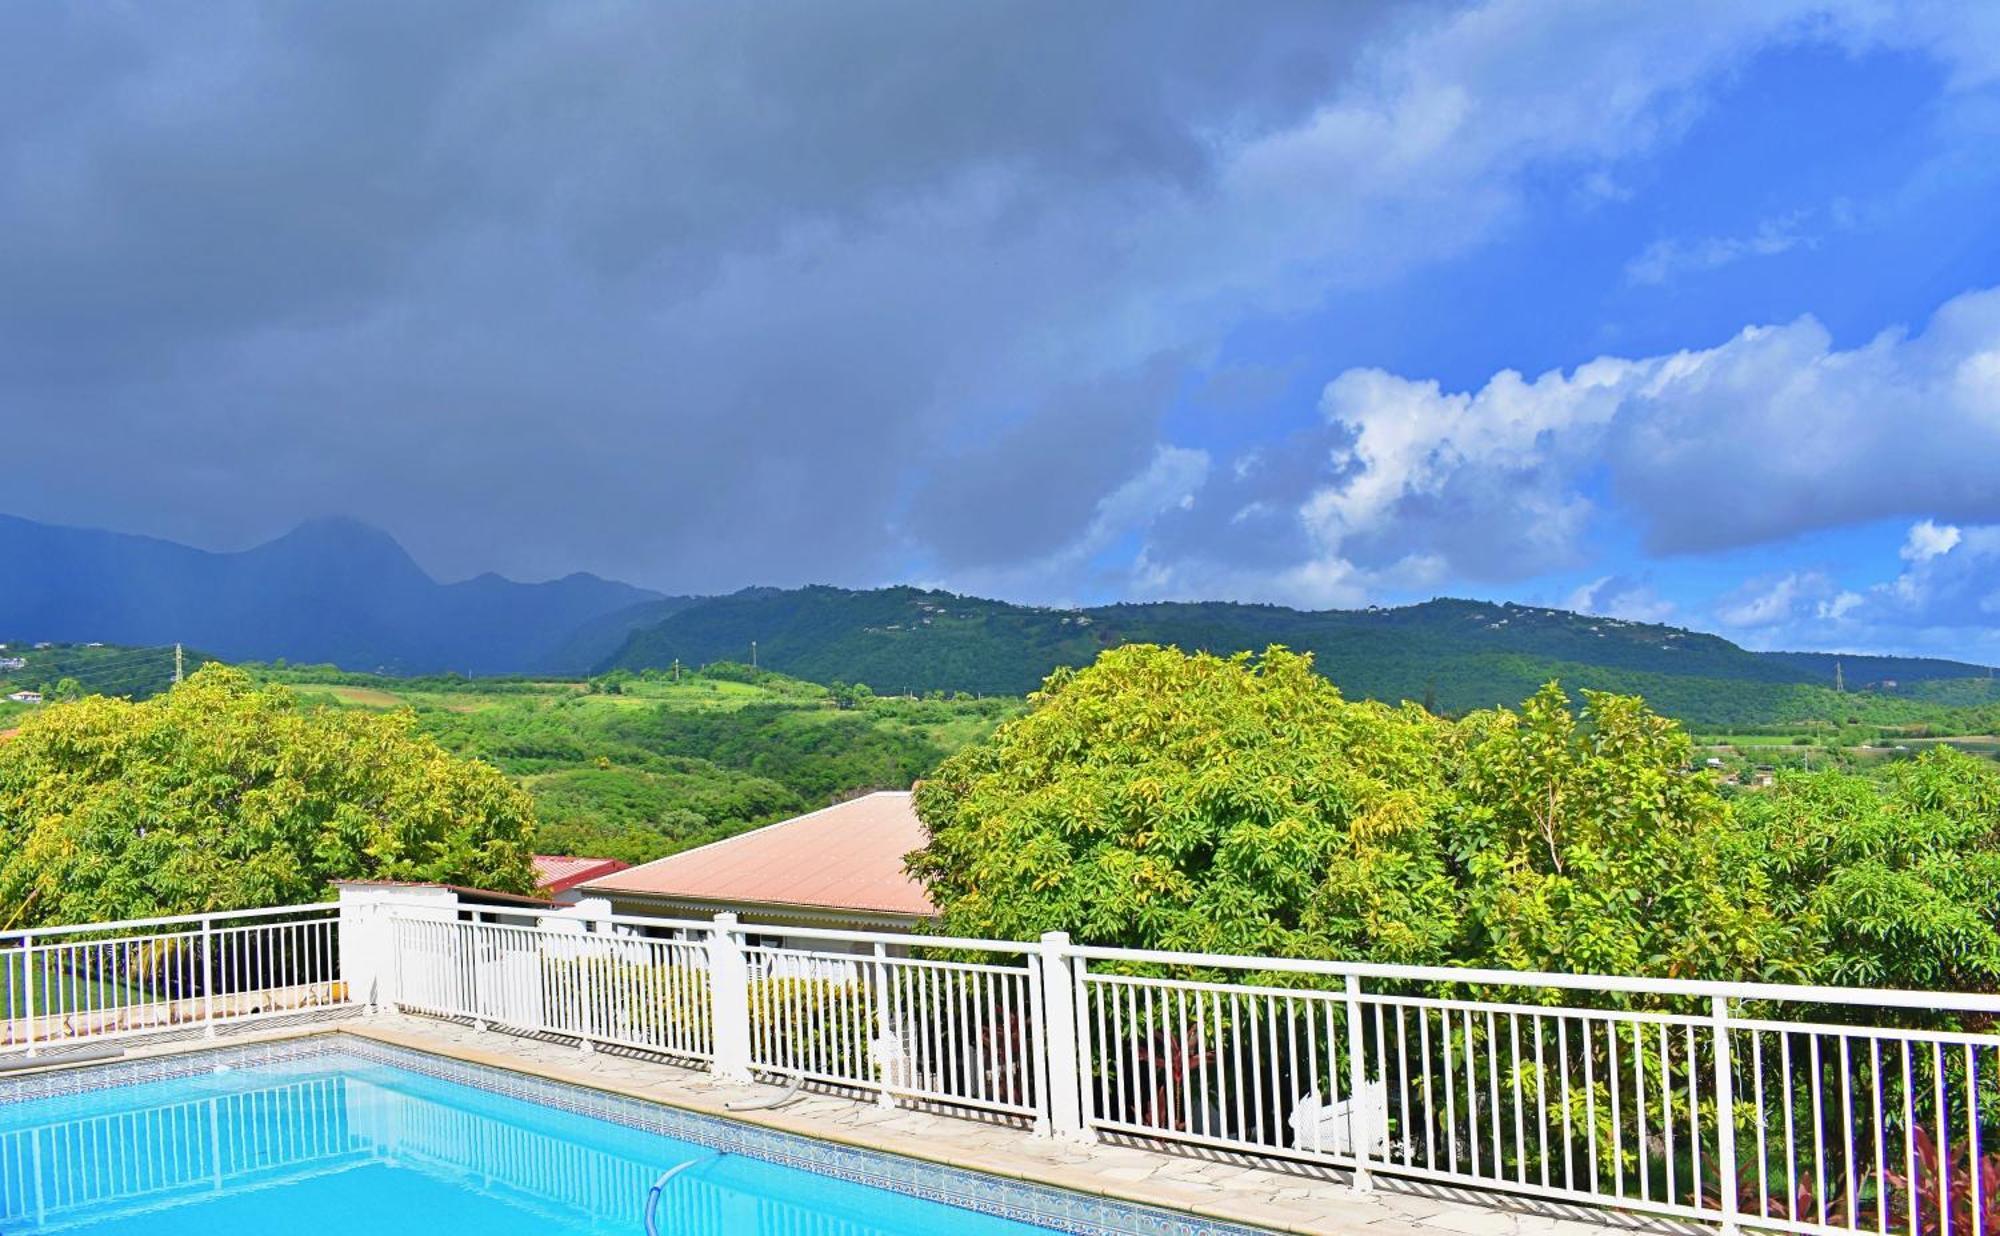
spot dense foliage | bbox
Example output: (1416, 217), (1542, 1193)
(0, 666), (538, 927)
(1742, 749), (2000, 991)
(1441, 685), (1781, 979)
(912, 646), (1462, 962)
(0, 641), (218, 703)
(913, 644), (2000, 989)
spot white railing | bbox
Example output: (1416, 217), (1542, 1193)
(372, 902), (2000, 1236)
(1069, 945), (2000, 1236)
(389, 912), (715, 1061)
(0, 905), (346, 1056)
(741, 926), (1046, 1123)
(11, 891), (1998, 1236)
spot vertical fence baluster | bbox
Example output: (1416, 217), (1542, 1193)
(1842, 1034), (1859, 1231)
(1902, 1040), (1919, 1236)
(1812, 1033), (1828, 1229)
(1713, 996), (1738, 1233)
(1935, 1042), (1950, 1236)
(1346, 975), (1371, 1189)
(1534, 1013), (1548, 1189)
(1969, 1043), (1983, 1236)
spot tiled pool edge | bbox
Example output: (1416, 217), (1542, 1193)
(0, 1028), (1276, 1236)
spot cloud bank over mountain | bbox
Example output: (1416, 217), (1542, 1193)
(2, 2), (1998, 657)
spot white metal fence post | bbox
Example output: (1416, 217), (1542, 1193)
(1345, 974), (1374, 1193)
(21, 931), (35, 1058)
(1712, 994), (1741, 1235)
(1038, 931), (1087, 1141)
(708, 913), (754, 1083)
(871, 941), (895, 1109)
(201, 917), (216, 1037)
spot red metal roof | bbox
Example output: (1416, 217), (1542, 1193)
(531, 855), (630, 895)
(583, 791), (936, 918)
(330, 878), (560, 908)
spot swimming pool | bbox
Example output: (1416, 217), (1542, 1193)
(0, 1037), (1258, 1235)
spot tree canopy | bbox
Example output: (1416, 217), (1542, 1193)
(0, 665), (538, 927)
(911, 645), (1461, 963)
(912, 644), (2000, 988)
(1739, 745), (2000, 991)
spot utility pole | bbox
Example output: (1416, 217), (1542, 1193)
(673, 657), (681, 683)
(174, 643), (184, 685)
(750, 641), (757, 670)
(1834, 659), (1843, 693)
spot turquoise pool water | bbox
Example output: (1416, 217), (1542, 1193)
(0, 1048), (1069, 1234)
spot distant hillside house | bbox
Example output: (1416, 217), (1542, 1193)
(6, 690), (41, 704)
(530, 854), (630, 905)
(0, 657), (25, 670)
(583, 791), (936, 952)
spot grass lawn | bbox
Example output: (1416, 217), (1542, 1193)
(0, 955), (158, 1020)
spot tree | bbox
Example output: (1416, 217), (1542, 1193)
(910, 645), (1464, 963)
(1740, 747), (2000, 991)
(910, 645), (1792, 982)
(0, 665), (538, 928)
(1439, 684), (1787, 981)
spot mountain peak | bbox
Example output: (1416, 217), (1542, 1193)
(266, 515), (408, 552)
(246, 516), (433, 590)
(0, 513), (664, 674)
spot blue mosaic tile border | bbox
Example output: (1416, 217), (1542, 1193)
(0, 1036), (342, 1104)
(0, 1033), (1277, 1236)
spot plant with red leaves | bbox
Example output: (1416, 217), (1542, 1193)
(1130, 1023), (1213, 1133)
(1879, 1126), (2000, 1236)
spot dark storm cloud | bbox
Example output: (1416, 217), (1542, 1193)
(904, 357), (1184, 570)
(0, 1), (1404, 590)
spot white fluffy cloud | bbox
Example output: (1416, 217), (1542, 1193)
(1624, 212), (1816, 285)
(1902, 519), (1963, 562)
(1565, 576), (1677, 624)
(1133, 282), (2000, 609)
(1714, 570), (1858, 631)
(1702, 520), (2000, 658)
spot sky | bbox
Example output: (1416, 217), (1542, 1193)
(3, 2), (2000, 661)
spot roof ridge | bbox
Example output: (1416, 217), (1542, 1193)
(605, 789), (915, 877)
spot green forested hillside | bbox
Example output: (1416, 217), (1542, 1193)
(0, 641), (220, 710)
(598, 587), (1998, 726)
(254, 662), (1019, 865)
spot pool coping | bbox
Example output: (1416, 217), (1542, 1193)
(1, 1024), (1281, 1236)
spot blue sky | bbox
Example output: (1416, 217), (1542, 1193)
(1117, 25), (2000, 660)
(2, 2), (1998, 660)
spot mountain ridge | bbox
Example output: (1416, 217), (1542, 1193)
(8, 512), (1993, 722)
(598, 584), (2000, 723)
(0, 513), (659, 675)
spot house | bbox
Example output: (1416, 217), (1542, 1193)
(582, 790), (935, 953)
(530, 854), (630, 905)
(7, 690), (42, 704)
(0, 657), (26, 671)
(331, 879), (563, 934)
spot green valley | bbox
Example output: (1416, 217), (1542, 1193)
(256, 661), (1020, 866)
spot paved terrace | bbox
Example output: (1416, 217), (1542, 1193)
(7, 1009), (1658, 1236)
